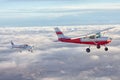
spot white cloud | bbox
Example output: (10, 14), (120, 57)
(0, 61), (16, 69)
(61, 3), (120, 10)
(1, 3), (120, 18)
(0, 25), (120, 80)
(90, 55), (99, 60)
(41, 77), (60, 80)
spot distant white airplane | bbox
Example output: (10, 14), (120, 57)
(11, 41), (33, 53)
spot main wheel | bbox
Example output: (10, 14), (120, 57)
(97, 45), (101, 49)
(105, 47), (108, 51)
(86, 48), (90, 53)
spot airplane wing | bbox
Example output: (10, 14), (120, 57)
(94, 27), (114, 33)
(53, 40), (60, 42)
(80, 27), (115, 37)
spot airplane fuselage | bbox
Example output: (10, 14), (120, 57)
(12, 44), (33, 52)
(12, 45), (28, 49)
(58, 37), (112, 46)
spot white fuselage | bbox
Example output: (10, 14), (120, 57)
(12, 44), (32, 50)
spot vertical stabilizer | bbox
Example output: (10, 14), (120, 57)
(11, 41), (14, 46)
(54, 27), (69, 40)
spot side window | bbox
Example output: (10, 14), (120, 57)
(89, 35), (95, 39)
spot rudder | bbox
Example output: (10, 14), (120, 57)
(54, 27), (69, 40)
(11, 41), (14, 46)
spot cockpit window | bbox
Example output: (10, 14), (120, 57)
(83, 33), (101, 39)
(96, 32), (101, 38)
(25, 44), (28, 46)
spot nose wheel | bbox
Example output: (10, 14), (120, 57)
(104, 47), (108, 51)
(86, 48), (90, 53)
(28, 49), (33, 53)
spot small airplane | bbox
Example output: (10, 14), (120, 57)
(54, 27), (113, 53)
(11, 41), (33, 53)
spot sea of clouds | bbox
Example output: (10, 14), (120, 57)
(0, 25), (120, 80)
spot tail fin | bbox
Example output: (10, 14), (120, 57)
(11, 41), (14, 46)
(54, 27), (69, 40)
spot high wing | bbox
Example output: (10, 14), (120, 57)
(91, 27), (114, 34)
(81, 27), (115, 38)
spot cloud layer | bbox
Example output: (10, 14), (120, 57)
(0, 25), (119, 80)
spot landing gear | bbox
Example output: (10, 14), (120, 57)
(86, 48), (90, 53)
(104, 47), (108, 51)
(28, 49), (33, 53)
(20, 51), (22, 53)
(97, 45), (101, 49)
(85, 45), (109, 53)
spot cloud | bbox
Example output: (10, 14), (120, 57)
(1, 3), (120, 13)
(1, 8), (120, 27)
(0, 25), (119, 80)
(0, 61), (16, 69)
(90, 55), (99, 60)
(1, 2), (120, 27)
(1, 0), (120, 26)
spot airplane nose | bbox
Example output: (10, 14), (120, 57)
(107, 38), (112, 42)
(109, 38), (112, 40)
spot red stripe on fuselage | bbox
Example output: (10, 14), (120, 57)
(59, 38), (81, 44)
(59, 38), (111, 45)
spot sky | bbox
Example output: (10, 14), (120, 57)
(0, 0), (120, 26)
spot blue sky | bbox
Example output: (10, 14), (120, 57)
(0, 0), (120, 27)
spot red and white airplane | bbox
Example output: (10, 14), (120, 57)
(11, 41), (33, 53)
(54, 27), (112, 53)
